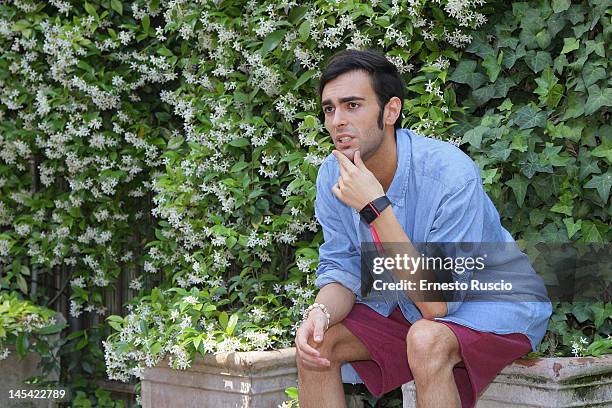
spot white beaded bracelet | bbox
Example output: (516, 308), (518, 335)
(303, 302), (331, 331)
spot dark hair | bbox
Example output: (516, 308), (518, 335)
(318, 49), (405, 130)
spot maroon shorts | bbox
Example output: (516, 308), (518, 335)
(342, 304), (532, 408)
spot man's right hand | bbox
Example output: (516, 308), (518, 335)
(295, 308), (331, 368)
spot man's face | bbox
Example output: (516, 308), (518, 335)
(321, 70), (386, 162)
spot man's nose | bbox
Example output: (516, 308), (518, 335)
(331, 109), (347, 129)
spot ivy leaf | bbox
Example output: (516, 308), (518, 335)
(461, 125), (488, 148)
(449, 61), (487, 89)
(506, 174), (529, 207)
(561, 38), (580, 54)
(472, 85), (496, 105)
(582, 64), (606, 88)
(260, 30), (286, 57)
(584, 171), (611, 203)
(525, 51), (552, 73)
(562, 92), (585, 120)
(579, 221), (603, 243)
(512, 105), (548, 129)
(465, 32), (494, 59)
(482, 53), (501, 82)
(585, 85), (612, 115)
(552, 0), (570, 13)
(563, 218), (581, 239)
(591, 139), (612, 163)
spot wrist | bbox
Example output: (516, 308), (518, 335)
(303, 302), (331, 331)
(359, 195), (391, 224)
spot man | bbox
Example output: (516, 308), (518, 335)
(294, 49), (552, 408)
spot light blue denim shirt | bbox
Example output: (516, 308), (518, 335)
(314, 128), (553, 384)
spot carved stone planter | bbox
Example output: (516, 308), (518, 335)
(402, 355), (612, 407)
(141, 347), (297, 408)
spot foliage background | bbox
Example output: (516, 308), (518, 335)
(0, 0), (609, 406)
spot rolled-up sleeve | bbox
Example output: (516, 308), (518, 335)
(314, 163), (362, 296)
(428, 177), (485, 315)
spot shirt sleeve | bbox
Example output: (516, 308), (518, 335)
(427, 177), (486, 315)
(313, 163), (362, 297)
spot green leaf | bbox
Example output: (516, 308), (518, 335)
(17, 275), (28, 294)
(110, 0), (123, 15)
(167, 136), (184, 150)
(525, 51), (552, 73)
(482, 53), (501, 82)
(37, 323), (66, 335)
(83, 3), (97, 18)
(506, 174), (529, 207)
(219, 311), (228, 329)
(16, 333), (28, 357)
(585, 85), (612, 115)
(552, 0), (570, 13)
(226, 313), (239, 335)
(462, 125), (488, 148)
(229, 138), (249, 147)
(448, 61), (487, 89)
(298, 20), (311, 42)
(512, 106), (548, 129)
(260, 30), (286, 57)
(584, 171), (611, 203)
(293, 70), (316, 90)
(562, 92), (585, 120)
(563, 218), (581, 239)
(142, 15), (150, 34)
(157, 47), (173, 57)
(561, 38), (579, 54)
(591, 140), (612, 163)
(230, 161), (249, 173)
(579, 221), (603, 243)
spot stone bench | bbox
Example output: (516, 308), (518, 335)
(402, 355), (612, 407)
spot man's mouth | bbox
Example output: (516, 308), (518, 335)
(335, 134), (354, 144)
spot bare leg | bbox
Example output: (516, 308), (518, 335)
(297, 323), (371, 408)
(406, 320), (463, 408)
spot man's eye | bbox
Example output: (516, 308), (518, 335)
(348, 102), (359, 109)
(324, 107), (334, 113)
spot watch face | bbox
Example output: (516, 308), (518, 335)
(360, 205), (377, 224)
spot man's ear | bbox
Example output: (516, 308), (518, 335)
(383, 97), (402, 126)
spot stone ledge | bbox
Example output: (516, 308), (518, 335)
(141, 347), (299, 408)
(402, 355), (612, 407)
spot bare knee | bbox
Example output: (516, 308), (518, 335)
(295, 324), (346, 370)
(406, 320), (461, 373)
(296, 323), (368, 371)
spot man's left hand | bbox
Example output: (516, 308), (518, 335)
(331, 150), (385, 210)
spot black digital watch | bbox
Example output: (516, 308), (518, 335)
(359, 195), (391, 224)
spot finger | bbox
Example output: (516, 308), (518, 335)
(313, 321), (325, 343)
(332, 151), (350, 179)
(299, 354), (331, 368)
(337, 176), (345, 191)
(353, 150), (369, 171)
(296, 334), (321, 358)
(331, 183), (342, 199)
(334, 149), (356, 170)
